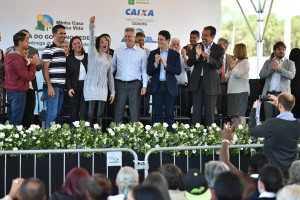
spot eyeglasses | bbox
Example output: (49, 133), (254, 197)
(100, 41), (109, 44)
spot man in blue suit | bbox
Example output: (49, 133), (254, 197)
(147, 30), (181, 131)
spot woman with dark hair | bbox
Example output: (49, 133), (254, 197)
(289, 48), (300, 118)
(127, 185), (165, 200)
(84, 16), (115, 125)
(143, 172), (171, 200)
(0, 33), (6, 121)
(86, 174), (112, 200)
(51, 167), (90, 200)
(66, 36), (88, 123)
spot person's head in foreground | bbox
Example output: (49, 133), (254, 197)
(116, 166), (139, 196)
(126, 185), (165, 200)
(277, 185), (300, 200)
(204, 161), (229, 188)
(158, 164), (183, 190)
(86, 174), (112, 200)
(20, 178), (46, 200)
(143, 171), (170, 200)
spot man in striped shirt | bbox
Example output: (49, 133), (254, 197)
(42, 25), (67, 128)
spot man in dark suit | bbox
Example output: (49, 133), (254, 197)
(147, 30), (181, 131)
(187, 26), (224, 126)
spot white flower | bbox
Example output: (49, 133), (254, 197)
(12, 147), (18, 151)
(145, 125), (151, 131)
(248, 139), (252, 143)
(190, 134), (194, 139)
(94, 124), (100, 129)
(163, 122), (168, 128)
(238, 124), (243, 130)
(129, 127), (135, 133)
(0, 124), (4, 130)
(195, 123), (200, 128)
(192, 150), (196, 154)
(32, 136), (36, 140)
(14, 134), (19, 138)
(172, 123), (177, 129)
(73, 121), (80, 128)
(153, 123), (160, 127)
(57, 124), (61, 129)
(107, 128), (115, 136)
(8, 138), (13, 142)
(16, 125), (23, 131)
(184, 124), (190, 129)
(0, 132), (5, 138)
(155, 144), (160, 148)
(145, 143), (151, 148)
(120, 124), (126, 129)
(85, 122), (90, 127)
(36, 140), (40, 144)
(211, 123), (217, 128)
(203, 129), (207, 133)
(216, 127), (220, 132)
(6, 125), (13, 130)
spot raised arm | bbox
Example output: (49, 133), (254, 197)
(89, 16), (97, 58)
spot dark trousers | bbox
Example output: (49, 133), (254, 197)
(153, 83), (176, 132)
(88, 100), (105, 125)
(114, 80), (141, 124)
(192, 78), (217, 127)
(216, 83), (228, 117)
(69, 81), (87, 123)
(22, 89), (36, 128)
(292, 91), (300, 118)
(176, 85), (189, 116)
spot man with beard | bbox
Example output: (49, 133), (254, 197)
(249, 93), (300, 179)
(259, 42), (295, 120)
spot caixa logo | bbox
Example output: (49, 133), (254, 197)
(121, 28), (157, 43)
(125, 9), (154, 16)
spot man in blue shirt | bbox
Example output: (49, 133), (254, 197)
(147, 30), (181, 131)
(112, 27), (149, 124)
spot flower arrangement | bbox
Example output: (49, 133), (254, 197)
(0, 120), (268, 156)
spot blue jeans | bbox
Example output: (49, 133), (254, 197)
(7, 91), (26, 125)
(43, 87), (64, 128)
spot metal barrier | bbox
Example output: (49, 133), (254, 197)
(143, 144), (265, 178)
(0, 148), (138, 197)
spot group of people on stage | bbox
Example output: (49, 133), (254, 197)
(0, 16), (300, 130)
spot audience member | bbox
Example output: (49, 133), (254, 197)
(259, 42), (295, 120)
(66, 36), (88, 124)
(127, 185), (164, 200)
(257, 165), (283, 200)
(220, 123), (270, 199)
(214, 171), (243, 200)
(187, 26), (224, 127)
(170, 38), (189, 117)
(1, 178), (24, 200)
(20, 178), (46, 200)
(147, 31), (181, 131)
(249, 93), (300, 178)
(143, 171), (170, 200)
(216, 38), (234, 117)
(277, 185), (300, 200)
(51, 167), (90, 200)
(108, 166), (139, 200)
(289, 48), (300, 118)
(4, 31), (40, 125)
(159, 164), (186, 200)
(112, 27), (148, 124)
(184, 168), (212, 200)
(288, 160), (300, 185)
(83, 16), (115, 126)
(86, 174), (112, 200)
(42, 24), (67, 128)
(225, 43), (249, 128)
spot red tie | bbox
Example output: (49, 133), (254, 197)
(221, 62), (225, 83)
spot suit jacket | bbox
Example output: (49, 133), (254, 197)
(147, 48), (181, 97)
(66, 53), (88, 91)
(187, 42), (224, 95)
(259, 58), (295, 95)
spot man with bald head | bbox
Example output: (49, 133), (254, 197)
(249, 93), (300, 179)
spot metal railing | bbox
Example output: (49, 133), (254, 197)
(0, 148), (138, 197)
(143, 144), (265, 178)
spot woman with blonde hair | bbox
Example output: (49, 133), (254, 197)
(84, 16), (115, 126)
(225, 43), (250, 128)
